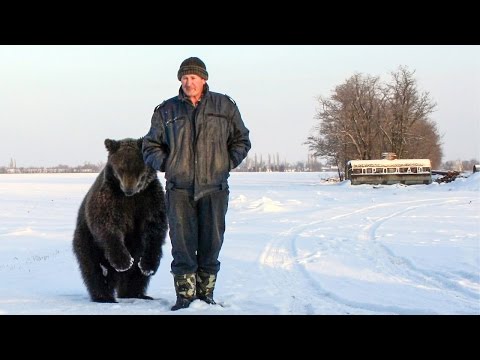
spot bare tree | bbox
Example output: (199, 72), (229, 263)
(335, 73), (384, 160)
(305, 73), (384, 179)
(305, 96), (348, 179)
(404, 119), (443, 168)
(307, 66), (442, 175)
(382, 66), (437, 158)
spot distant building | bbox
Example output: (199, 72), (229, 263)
(346, 153), (432, 185)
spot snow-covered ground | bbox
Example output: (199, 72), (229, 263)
(0, 172), (478, 315)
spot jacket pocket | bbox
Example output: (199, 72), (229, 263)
(206, 113), (228, 119)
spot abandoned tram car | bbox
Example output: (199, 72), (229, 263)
(346, 158), (432, 185)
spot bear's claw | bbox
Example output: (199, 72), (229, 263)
(138, 259), (155, 276)
(114, 256), (134, 272)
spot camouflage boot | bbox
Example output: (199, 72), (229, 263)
(196, 271), (217, 305)
(171, 273), (196, 311)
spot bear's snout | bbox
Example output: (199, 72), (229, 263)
(123, 188), (136, 196)
(119, 177), (143, 196)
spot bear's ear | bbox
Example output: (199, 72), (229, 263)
(104, 139), (119, 153)
(137, 137), (144, 150)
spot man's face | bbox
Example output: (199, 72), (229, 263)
(180, 74), (206, 99)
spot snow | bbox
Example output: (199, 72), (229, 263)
(0, 172), (478, 315)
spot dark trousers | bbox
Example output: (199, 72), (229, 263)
(166, 188), (229, 275)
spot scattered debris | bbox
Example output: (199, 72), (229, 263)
(432, 170), (461, 183)
(321, 177), (341, 183)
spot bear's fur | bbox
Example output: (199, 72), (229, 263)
(73, 138), (167, 303)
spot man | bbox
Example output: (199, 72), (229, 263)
(143, 57), (251, 311)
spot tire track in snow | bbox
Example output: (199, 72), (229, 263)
(260, 196), (476, 314)
(259, 235), (351, 314)
(357, 200), (480, 303)
(258, 198), (427, 314)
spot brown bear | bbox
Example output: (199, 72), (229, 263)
(73, 138), (167, 303)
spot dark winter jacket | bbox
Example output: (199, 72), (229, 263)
(143, 84), (251, 201)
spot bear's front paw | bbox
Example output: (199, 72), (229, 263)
(138, 257), (156, 276)
(110, 254), (134, 272)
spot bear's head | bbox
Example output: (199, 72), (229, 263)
(104, 138), (157, 197)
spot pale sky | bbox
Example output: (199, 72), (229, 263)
(1, 45), (479, 167)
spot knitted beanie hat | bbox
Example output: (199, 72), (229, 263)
(177, 57), (209, 81)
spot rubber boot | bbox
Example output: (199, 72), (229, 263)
(196, 271), (217, 305)
(171, 273), (196, 311)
